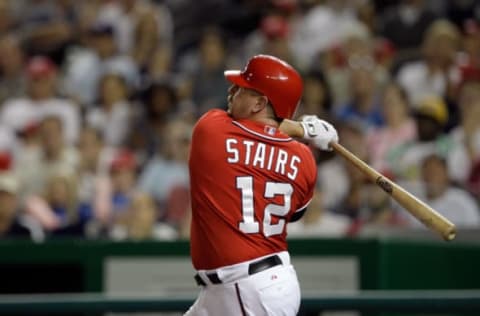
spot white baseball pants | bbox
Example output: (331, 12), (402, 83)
(185, 252), (301, 316)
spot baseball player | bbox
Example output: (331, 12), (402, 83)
(186, 54), (338, 316)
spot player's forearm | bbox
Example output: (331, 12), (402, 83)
(279, 119), (305, 138)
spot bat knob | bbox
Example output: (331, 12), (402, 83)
(444, 225), (457, 241)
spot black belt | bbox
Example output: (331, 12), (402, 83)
(195, 254), (282, 286)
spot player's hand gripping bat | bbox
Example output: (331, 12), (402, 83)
(330, 142), (456, 241)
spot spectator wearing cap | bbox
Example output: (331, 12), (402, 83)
(62, 21), (139, 106)
(0, 56), (80, 146)
(390, 95), (456, 181)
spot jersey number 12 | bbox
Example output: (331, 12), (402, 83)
(236, 176), (293, 237)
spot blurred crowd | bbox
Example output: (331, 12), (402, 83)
(0, 0), (480, 242)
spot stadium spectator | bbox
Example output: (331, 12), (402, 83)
(396, 19), (461, 105)
(296, 69), (333, 120)
(0, 171), (33, 239)
(366, 82), (417, 174)
(0, 35), (27, 106)
(17, 115), (79, 197)
(0, 0), (16, 37)
(94, 0), (173, 68)
(115, 192), (178, 241)
(103, 149), (139, 234)
(86, 73), (132, 147)
(188, 27), (232, 114)
(63, 22), (139, 106)
(137, 118), (191, 230)
(289, 0), (366, 70)
(391, 95), (454, 181)
(128, 79), (179, 161)
(17, 0), (76, 64)
(43, 170), (85, 237)
(287, 187), (351, 238)
(0, 56), (80, 145)
(401, 154), (480, 228)
(76, 126), (115, 228)
(453, 19), (480, 98)
(380, 0), (437, 53)
(243, 14), (296, 67)
(334, 64), (384, 131)
(447, 81), (480, 183)
(322, 21), (389, 106)
(0, 1), (476, 241)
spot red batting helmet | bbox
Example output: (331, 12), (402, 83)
(224, 54), (303, 120)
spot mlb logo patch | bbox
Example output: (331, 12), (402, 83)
(264, 126), (276, 135)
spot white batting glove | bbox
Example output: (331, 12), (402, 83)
(300, 115), (339, 151)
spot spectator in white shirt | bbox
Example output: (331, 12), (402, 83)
(16, 115), (79, 197)
(0, 56), (80, 145)
(396, 20), (461, 105)
(402, 154), (480, 228)
(62, 22), (139, 106)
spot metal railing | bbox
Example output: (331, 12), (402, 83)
(0, 290), (479, 314)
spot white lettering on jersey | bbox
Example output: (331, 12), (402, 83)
(243, 140), (255, 164)
(225, 138), (302, 180)
(275, 149), (288, 175)
(226, 138), (239, 163)
(267, 146), (275, 171)
(288, 156), (300, 180)
(225, 138), (301, 180)
(252, 142), (266, 168)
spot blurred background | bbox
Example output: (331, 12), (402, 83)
(0, 0), (480, 315)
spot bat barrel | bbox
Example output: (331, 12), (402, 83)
(330, 142), (457, 241)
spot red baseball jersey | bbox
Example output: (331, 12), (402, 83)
(189, 109), (317, 270)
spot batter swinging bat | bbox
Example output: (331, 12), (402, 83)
(330, 142), (456, 241)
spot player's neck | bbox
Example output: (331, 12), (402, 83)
(250, 114), (279, 127)
(248, 106), (279, 127)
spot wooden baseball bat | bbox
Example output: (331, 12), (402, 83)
(330, 142), (456, 241)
